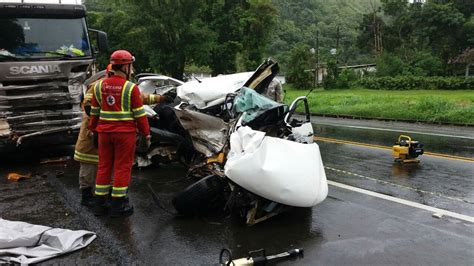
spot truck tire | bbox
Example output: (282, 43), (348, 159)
(172, 175), (227, 216)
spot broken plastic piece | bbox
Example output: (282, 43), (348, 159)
(207, 153), (225, 164)
(7, 172), (32, 182)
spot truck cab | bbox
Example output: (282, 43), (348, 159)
(0, 0), (107, 154)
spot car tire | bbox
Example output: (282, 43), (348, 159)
(172, 175), (227, 216)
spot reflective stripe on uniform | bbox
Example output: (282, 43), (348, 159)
(121, 81), (134, 112)
(90, 106), (100, 116)
(95, 184), (111, 196)
(111, 186), (128, 197)
(98, 81), (136, 121)
(132, 106), (146, 118)
(99, 111), (134, 121)
(94, 80), (103, 106)
(74, 150), (99, 163)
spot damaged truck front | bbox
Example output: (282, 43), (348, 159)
(0, 1), (107, 154)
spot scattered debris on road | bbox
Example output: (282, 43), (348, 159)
(7, 172), (31, 182)
(40, 156), (71, 164)
(219, 248), (304, 265)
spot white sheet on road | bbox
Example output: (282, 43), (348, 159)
(0, 218), (96, 265)
(224, 126), (328, 207)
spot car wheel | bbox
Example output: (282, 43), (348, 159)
(172, 175), (228, 216)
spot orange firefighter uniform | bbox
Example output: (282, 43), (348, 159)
(75, 69), (167, 206)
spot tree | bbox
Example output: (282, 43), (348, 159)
(85, 0), (277, 78)
(85, 0), (150, 72)
(450, 48), (474, 77)
(413, 1), (466, 68)
(356, 0), (472, 76)
(130, 0), (216, 79)
(286, 44), (313, 89)
(376, 53), (407, 76)
(357, 11), (385, 57)
(207, 0), (244, 75)
(239, 0), (277, 70)
(269, 0), (381, 72)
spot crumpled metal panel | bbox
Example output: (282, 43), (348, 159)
(175, 108), (229, 157)
(0, 118), (10, 137)
(0, 60), (91, 148)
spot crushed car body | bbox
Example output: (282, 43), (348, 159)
(139, 58), (327, 225)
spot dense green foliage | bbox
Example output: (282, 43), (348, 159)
(85, 0), (276, 79)
(286, 44), (313, 89)
(84, 0), (473, 91)
(359, 76), (474, 90)
(284, 86), (474, 124)
(356, 0), (473, 77)
(269, 0), (379, 72)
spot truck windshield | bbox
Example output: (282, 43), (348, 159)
(0, 17), (91, 60)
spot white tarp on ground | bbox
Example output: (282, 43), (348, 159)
(177, 72), (253, 109)
(0, 218), (96, 265)
(224, 126), (328, 207)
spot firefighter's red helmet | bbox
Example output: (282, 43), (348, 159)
(110, 50), (135, 65)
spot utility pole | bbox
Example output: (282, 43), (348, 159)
(335, 26), (340, 78)
(372, 12), (383, 57)
(316, 30), (320, 87)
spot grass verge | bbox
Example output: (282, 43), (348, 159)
(283, 85), (474, 125)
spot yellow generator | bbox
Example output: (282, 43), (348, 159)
(392, 135), (424, 163)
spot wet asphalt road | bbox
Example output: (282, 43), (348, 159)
(0, 117), (473, 265)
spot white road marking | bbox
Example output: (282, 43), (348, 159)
(325, 166), (472, 202)
(316, 123), (474, 140)
(328, 180), (474, 223)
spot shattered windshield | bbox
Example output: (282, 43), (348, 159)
(0, 18), (91, 60)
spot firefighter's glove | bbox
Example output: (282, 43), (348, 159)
(162, 95), (174, 104)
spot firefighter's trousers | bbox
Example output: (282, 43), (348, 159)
(79, 162), (97, 189)
(95, 132), (136, 197)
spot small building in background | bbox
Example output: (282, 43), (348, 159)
(339, 63), (376, 76)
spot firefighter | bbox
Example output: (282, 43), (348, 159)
(89, 50), (150, 217)
(74, 66), (111, 207)
(75, 64), (170, 208)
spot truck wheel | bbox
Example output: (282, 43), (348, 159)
(172, 175), (227, 216)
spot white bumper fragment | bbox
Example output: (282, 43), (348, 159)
(224, 126), (328, 207)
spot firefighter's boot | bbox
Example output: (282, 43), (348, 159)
(93, 195), (109, 216)
(110, 197), (134, 218)
(81, 187), (95, 207)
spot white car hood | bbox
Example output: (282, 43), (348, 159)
(177, 72), (253, 109)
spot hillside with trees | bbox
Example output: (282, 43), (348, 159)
(268, 0), (380, 72)
(85, 0), (473, 82)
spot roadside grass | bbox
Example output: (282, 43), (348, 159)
(283, 85), (474, 124)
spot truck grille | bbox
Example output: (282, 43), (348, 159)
(0, 80), (82, 139)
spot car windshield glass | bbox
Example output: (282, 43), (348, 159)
(0, 18), (91, 60)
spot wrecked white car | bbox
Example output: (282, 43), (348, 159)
(139, 59), (327, 225)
